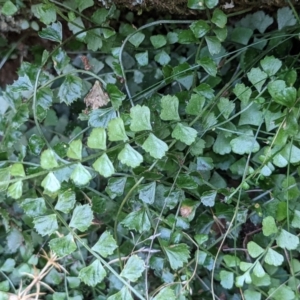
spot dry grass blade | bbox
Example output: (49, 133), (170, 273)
(8, 250), (68, 300)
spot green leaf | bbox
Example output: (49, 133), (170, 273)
(195, 234), (208, 246)
(247, 241), (264, 258)
(87, 108), (117, 128)
(160, 95), (180, 121)
(291, 210), (300, 228)
(190, 20), (210, 38)
(130, 105), (152, 132)
(285, 69), (297, 86)
(58, 75), (82, 105)
(260, 56), (282, 76)
(197, 156), (214, 171)
(7, 181), (23, 199)
(150, 35), (167, 49)
(11, 76), (33, 94)
(282, 176), (300, 200)
(176, 174), (198, 190)
(78, 260), (106, 287)
(93, 154), (115, 178)
(178, 30), (198, 44)
(277, 7), (297, 30)
(185, 94), (205, 115)
(268, 80), (296, 107)
(36, 87), (53, 110)
(233, 83), (252, 103)
(85, 28), (102, 51)
(75, 0), (94, 12)
(173, 61), (192, 83)
(204, 112), (217, 128)
(155, 50), (171, 66)
(276, 201), (287, 222)
(21, 198), (47, 217)
(105, 177), (126, 199)
(102, 30), (115, 40)
(239, 102), (263, 126)
(39, 22), (62, 43)
(0, 168), (10, 192)
(217, 97), (235, 119)
(264, 248), (284, 266)
(205, 36), (221, 55)
(205, 0), (218, 9)
(152, 287), (176, 300)
(290, 259), (300, 276)
(223, 255), (240, 267)
(262, 216), (278, 236)
(231, 27), (253, 45)
(276, 229), (299, 250)
(200, 190), (217, 207)
(49, 233), (77, 257)
(220, 270), (234, 289)
(268, 285), (295, 300)
(70, 163), (92, 186)
(41, 149), (58, 170)
(120, 255), (145, 282)
(230, 132), (260, 155)
(142, 133), (168, 159)
(31, 4), (56, 25)
(213, 27), (227, 41)
(274, 144), (300, 166)
(252, 11), (273, 34)
(118, 144), (143, 168)
(253, 261), (265, 278)
(163, 243), (190, 270)
(107, 287), (134, 300)
(1, 258), (15, 273)
(129, 32), (145, 47)
(92, 231), (117, 258)
(251, 273), (271, 287)
(139, 182), (156, 204)
(190, 137), (206, 156)
(198, 56), (217, 77)
(240, 262), (252, 272)
(247, 68), (267, 92)
(68, 17), (86, 40)
(52, 48), (70, 75)
(235, 272), (252, 287)
(67, 139), (82, 160)
(6, 228), (23, 253)
(106, 84), (126, 110)
(211, 9), (227, 28)
(244, 290), (261, 300)
(135, 51), (149, 66)
(1, 1), (17, 16)
(91, 8), (109, 25)
(187, 0), (205, 9)
(41, 172), (60, 194)
(171, 123), (197, 146)
(87, 128), (106, 150)
(107, 117), (128, 142)
(33, 214), (58, 236)
(121, 208), (151, 233)
(69, 204), (93, 232)
(11, 163), (25, 177)
(55, 190), (76, 213)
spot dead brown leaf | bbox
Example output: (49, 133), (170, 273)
(84, 81), (110, 110)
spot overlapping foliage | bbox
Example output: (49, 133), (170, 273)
(1, 0), (300, 299)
